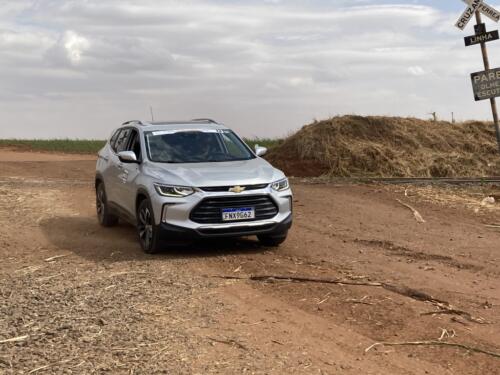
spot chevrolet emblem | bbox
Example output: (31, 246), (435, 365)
(229, 185), (246, 193)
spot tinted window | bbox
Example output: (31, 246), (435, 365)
(127, 130), (142, 160)
(109, 129), (121, 151)
(145, 130), (254, 163)
(115, 128), (132, 153)
(221, 131), (252, 159)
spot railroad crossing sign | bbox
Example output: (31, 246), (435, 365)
(456, 0), (484, 30)
(456, 0), (500, 152)
(462, 0), (500, 23)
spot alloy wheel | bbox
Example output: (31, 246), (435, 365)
(96, 187), (105, 222)
(138, 205), (153, 250)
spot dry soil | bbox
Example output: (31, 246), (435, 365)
(0, 150), (499, 374)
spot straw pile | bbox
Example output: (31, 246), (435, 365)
(267, 115), (500, 177)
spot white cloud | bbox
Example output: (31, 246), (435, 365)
(63, 31), (90, 65)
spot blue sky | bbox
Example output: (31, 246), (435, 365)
(1, 0), (500, 138)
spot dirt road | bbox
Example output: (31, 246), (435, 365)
(1, 150), (499, 374)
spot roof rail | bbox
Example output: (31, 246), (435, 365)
(191, 118), (217, 124)
(122, 120), (144, 126)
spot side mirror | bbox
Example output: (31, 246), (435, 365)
(254, 144), (267, 157)
(118, 151), (138, 163)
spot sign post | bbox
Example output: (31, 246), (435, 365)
(457, 0), (500, 153)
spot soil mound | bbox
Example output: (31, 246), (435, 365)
(267, 115), (500, 177)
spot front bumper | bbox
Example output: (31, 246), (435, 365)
(157, 213), (292, 241)
(151, 186), (293, 240)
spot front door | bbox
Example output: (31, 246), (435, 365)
(115, 129), (143, 217)
(106, 127), (132, 207)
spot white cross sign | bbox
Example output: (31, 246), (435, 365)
(462, 0), (500, 22)
(456, 0), (484, 30)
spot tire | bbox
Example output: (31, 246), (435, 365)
(136, 198), (161, 254)
(258, 231), (288, 247)
(96, 183), (119, 227)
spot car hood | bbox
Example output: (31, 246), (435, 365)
(144, 157), (284, 187)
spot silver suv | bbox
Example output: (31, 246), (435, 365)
(95, 119), (292, 253)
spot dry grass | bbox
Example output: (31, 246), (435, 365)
(389, 184), (500, 217)
(267, 115), (500, 177)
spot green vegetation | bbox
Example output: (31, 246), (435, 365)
(0, 139), (106, 154)
(244, 138), (284, 150)
(0, 138), (284, 154)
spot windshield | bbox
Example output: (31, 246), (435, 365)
(145, 129), (255, 163)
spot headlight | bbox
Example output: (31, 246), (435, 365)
(154, 184), (195, 197)
(271, 178), (289, 192)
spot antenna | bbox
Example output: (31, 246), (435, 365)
(150, 106), (154, 122)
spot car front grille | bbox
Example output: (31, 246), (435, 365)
(199, 184), (268, 192)
(190, 195), (279, 224)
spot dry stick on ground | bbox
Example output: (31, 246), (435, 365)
(207, 337), (248, 351)
(0, 335), (28, 344)
(44, 254), (69, 262)
(438, 328), (455, 341)
(396, 199), (426, 223)
(28, 359), (73, 374)
(421, 309), (487, 324)
(216, 274), (383, 287)
(36, 273), (64, 282)
(365, 341), (500, 359)
(214, 275), (488, 324)
(345, 296), (374, 305)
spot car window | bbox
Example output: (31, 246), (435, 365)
(220, 131), (252, 159)
(115, 128), (132, 153)
(127, 130), (142, 160)
(109, 129), (121, 152)
(145, 130), (254, 163)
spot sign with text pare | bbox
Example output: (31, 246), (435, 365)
(471, 68), (500, 101)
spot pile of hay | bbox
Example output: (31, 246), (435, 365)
(267, 115), (500, 177)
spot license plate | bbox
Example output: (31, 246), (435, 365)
(222, 207), (255, 221)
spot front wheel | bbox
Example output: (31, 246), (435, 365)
(96, 183), (118, 227)
(137, 199), (161, 254)
(258, 231), (288, 247)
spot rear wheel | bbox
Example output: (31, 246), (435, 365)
(258, 231), (288, 247)
(137, 199), (161, 254)
(96, 183), (118, 227)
